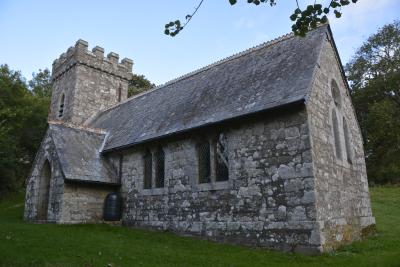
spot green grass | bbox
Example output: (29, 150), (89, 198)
(0, 187), (399, 267)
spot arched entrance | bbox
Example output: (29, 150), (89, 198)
(37, 160), (51, 220)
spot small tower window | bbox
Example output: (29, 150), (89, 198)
(343, 118), (353, 164)
(215, 133), (229, 181)
(143, 149), (152, 189)
(331, 80), (341, 107)
(155, 147), (165, 188)
(197, 139), (211, 184)
(332, 110), (342, 160)
(117, 84), (122, 102)
(58, 94), (65, 118)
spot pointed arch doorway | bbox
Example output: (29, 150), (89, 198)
(37, 160), (51, 221)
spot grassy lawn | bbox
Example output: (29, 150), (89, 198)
(0, 187), (399, 267)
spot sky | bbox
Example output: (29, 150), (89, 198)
(0, 0), (399, 85)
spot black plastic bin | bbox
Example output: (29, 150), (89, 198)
(103, 192), (122, 221)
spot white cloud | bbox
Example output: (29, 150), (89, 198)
(328, 0), (399, 63)
(329, 0), (394, 32)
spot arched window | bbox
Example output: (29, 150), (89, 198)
(331, 80), (341, 108)
(58, 94), (65, 118)
(37, 160), (51, 220)
(155, 147), (165, 188)
(197, 139), (211, 184)
(215, 133), (229, 181)
(143, 149), (152, 189)
(343, 118), (353, 164)
(332, 110), (342, 160)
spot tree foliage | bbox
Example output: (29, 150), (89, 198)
(128, 74), (155, 97)
(346, 21), (400, 184)
(165, 0), (358, 37)
(29, 69), (52, 98)
(0, 65), (50, 193)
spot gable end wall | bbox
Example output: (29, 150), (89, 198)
(24, 130), (65, 222)
(307, 35), (375, 251)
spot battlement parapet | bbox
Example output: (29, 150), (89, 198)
(52, 39), (133, 81)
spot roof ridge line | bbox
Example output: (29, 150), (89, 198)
(155, 31), (295, 89)
(49, 120), (107, 134)
(91, 31), (296, 117)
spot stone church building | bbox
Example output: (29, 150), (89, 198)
(24, 24), (375, 253)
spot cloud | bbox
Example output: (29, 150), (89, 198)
(328, 0), (399, 63)
(329, 0), (394, 32)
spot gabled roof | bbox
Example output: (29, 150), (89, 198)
(90, 25), (329, 152)
(49, 123), (119, 184)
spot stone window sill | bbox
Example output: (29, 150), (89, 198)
(140, 187), (168, 196)
(194, 181), (230, 192)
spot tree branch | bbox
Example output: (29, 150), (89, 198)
(165, 0), (358, 37)
(183, 0), (204, 30)
(164, 0), (205, 37)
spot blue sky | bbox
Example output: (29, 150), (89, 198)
(0, 0), (399, 85)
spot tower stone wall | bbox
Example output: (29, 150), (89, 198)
(49, 39), (133, 125)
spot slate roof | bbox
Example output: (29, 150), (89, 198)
(50, 123), (119, 184)
(90, 25), (329, 152)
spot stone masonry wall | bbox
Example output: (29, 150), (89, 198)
(50, 40), (133, 126)
(118, 108), (323, 253)
(24, 130), (65, 222)
(307, 37), (375, 250)
(60, 183), (114, 224)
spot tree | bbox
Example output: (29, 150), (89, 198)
(29, 69), (52, 98)
(346, 21), (400, 184)
(0, 65), (26, 193)
(164, 0), (358, 37)
(128, 74), (155, 98)
(0, 65), (49, 194)
(0, 64), (154, 194)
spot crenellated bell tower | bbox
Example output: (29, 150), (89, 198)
(49, 39), (133, 125)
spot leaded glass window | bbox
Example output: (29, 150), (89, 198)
(155, 147), (165, 188)
(331, 80), (341, 108)
(197, 140), (211, 184)
(215, 133), (229, 181)
(332, 110), (342, 160)
(143, 149), (152, 189)
(343, 118), (352, 164)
